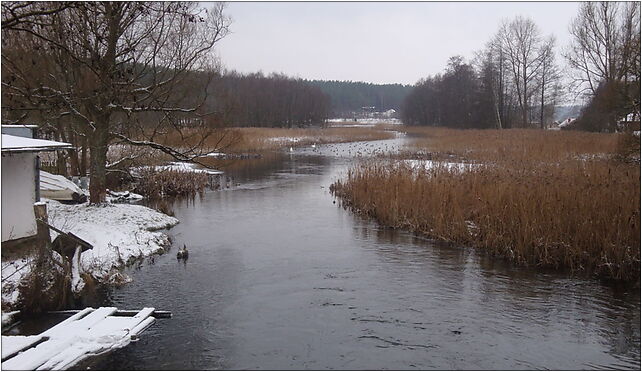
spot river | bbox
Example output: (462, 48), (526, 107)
(41, 138), (642, 369)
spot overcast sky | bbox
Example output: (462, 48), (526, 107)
(213, 2), (581, 85)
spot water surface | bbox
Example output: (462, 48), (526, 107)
(77, 139), (640, 369)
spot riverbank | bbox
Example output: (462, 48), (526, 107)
(331, 128), (640, 282)
(1, 200), (178, 311)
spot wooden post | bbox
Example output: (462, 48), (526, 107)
(33, 202), (51, 248)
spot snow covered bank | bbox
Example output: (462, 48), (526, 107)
(2, 250), (67, 311)
(2, 200), (178, 310)
(266, 136), (304, 143)
(2, 256), (35, 307)
(327, 118), (403, 125)
(141, 161), (223, 175)
(46, 200), (179, 282)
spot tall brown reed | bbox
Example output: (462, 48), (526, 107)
(134, 169), (209, 199)
(402, 126), (621, 163)
(332, 129), (640, 282)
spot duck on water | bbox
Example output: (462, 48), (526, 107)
(177, 244), (188, 260)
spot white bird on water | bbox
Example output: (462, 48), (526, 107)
(289, 147), (294, 152)
(311, 143), (316, 149)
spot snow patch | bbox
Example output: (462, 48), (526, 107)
(1, 311), (20, 328)
(403, 159), (478, 172)
(2, 257), (35, 307)
(267, 137), (303, 143)
(46, 200), (179, 282)
(106, 190), (143, 203)
(138, 161), (223, 175)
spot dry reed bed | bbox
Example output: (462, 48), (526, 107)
(331, 129), (640, 281)
(133, 168), (209, 199)
(400, 126), (621, 163)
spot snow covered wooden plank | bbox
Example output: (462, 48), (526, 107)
(49, 309), (173, 319)
(1, 307), (158, 371)
(1, 335), (47, 360)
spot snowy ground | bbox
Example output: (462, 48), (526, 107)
(2, 256), (36, 306)
(46, 200), (179, 282)
(1, 200), (178, 309)
(138, 161), (223, 175)
(267, 136), (304, 143)
(327, 118), (403, 125)
(2, 250), (66, 310)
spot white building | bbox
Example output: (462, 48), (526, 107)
(1, 131), (71, 243)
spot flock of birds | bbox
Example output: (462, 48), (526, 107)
(288, 141), (397, 158)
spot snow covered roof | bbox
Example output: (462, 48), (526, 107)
(1, 124), (38, 129)
(1, 134), (71, 153)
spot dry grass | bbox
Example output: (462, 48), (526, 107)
(400, 126), (621, 163)
(331, 128), (640, 281)
(133, 169), (209, 199)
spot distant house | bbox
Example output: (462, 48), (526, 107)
(382, 109), (396, 118)
(555, 117), (577, 130)
(617, 113), (641, 132)
(1, 126), (71, 243)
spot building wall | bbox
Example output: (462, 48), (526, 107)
(2, 152), (37, 242)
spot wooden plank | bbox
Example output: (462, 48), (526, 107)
(49, 309), (172, 319)
(2, 307), (161, 371)
(40, 221), (93, 252)
(1, 335), (47, 361)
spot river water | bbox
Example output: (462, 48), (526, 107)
(68, 138), (640, 369)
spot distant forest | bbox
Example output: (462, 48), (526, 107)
(202, 76), (413, 126)
(402, 3), (640, 132)
(308, 80), (412, 117)
(205, 72), (330, 128)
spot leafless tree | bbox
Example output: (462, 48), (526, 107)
(2, 2), (231, 203)
(565, 2), (640, 98)
(1, 1), (73, 29)
(496, 16), (549, 127)
(537, 36), (562, 128)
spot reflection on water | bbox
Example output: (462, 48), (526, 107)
(24, 139), (642, 370)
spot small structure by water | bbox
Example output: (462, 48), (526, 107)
(1, 307), (166, 370)
(1, 131), (71, 243)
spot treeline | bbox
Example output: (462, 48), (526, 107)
(206, 72), (330, 128)
(402, 17), (561, 129)
(402, 57), (498, 129)
(403, 2), (640, 132)
(308, 80), (411, 116)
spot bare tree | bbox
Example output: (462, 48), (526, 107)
(565, 2), (640, 97)
(1, 1), (73, 29)
(477, 35), (512, 129)
(2, 2), (231, 203)
(496, 16), (548, 127)
(537, 36), (561, 128)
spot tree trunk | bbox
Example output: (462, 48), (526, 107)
(88, 122), (109, 204)
(80, 136), (88, 176)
